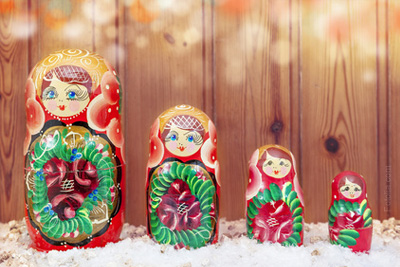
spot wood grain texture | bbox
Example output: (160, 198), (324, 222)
(124, 1), (214, 225)
(29, 0), (94, 68)
(0, 0), (28, 221)
(388, 0), (400, 219)
(301, 0), (381, 222)
(215, 0), (300, 220)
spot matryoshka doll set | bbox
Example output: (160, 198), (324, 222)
(23, 49), (372, 253)
(146, 104), (220, 249)
(24, 49), (125, 251)
(246, 145), (305, 246)
(328, 171), (373, 253)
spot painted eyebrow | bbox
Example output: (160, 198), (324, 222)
(183, 131), (198, 135)
(65, 84), (84, 92)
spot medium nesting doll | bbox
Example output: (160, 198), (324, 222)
(24, 49), (125, 251)
(146, 104), (220, 249)
(328, 171), (372, 253)
(246, 145), (304, 246)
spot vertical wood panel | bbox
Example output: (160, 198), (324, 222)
(0, 0), (28, 221)
(215, 0), (300, 220)
(301, 1), (381, 222)
(125, 1), (214, 225)
(388, 0), (400, 219)
(29, 0), (94, 67)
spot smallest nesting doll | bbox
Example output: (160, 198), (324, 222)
(246, 145), (304, 246)
(328, 171), (373, 253)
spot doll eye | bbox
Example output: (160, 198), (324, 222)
(267, 160), (273, 166)
(68, 91), (76, 99)
(355, 188), (360, 192)
(187, 135), (194, 142)
(280, 161), (284, 166)
(42, 86), (58, 100)
(171, 134), (177, 141)
(48, 90), (55, 99)
(344, 186), (350, 191)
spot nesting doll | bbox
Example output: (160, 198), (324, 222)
(246, 145), (304, 246)
(146, 104), (220, 249)
(24, 49), (125, 251)
(328, 171), (372, 253)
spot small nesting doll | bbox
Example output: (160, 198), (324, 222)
(24, 49), (125, 251)
(328, 171), (372, 253)
(146, 104), (220, 249)
(246, 145), (304, 246)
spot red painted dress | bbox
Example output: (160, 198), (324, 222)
(328, 171), (372, 253)
(246, 145), (304, 246)
(24, 49), (125, 251)
(146, 104), (220, 249)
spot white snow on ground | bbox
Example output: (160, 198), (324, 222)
(0, 218), (399, 267)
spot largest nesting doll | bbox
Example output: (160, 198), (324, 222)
(328, 171), (373, 253)
(146, 104), (220, 249)
(246, 145), (305, 246)
(24, 49), (125, 251)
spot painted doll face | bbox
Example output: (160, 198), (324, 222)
(42, 77), (90, 117)
(262, 152), (292, 178)
(164, 126), (203, 157)
(340, 178), (362, 199)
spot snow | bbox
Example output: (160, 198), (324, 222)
(0, 218), (399, 267)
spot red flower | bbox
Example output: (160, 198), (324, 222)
(157, 180), (202, 231)
(330, 212), (363, 241)
(44, 158), (100, 221)
(251, 200), (293, 243)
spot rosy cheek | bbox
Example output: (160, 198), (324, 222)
(166, 141), (177, 151)
(265, 166), (273, 175)
(186, 143), (196, 151)
(342, 192), (349, 198)
(69, 101), (80, 112)
(47, 100), (57, 111)
(280, 167), (287, 174)
(355, 191), (361, 198)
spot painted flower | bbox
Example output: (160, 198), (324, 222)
(87, 70), (124, 149)
(246, 164), (262, 200)
(25, 78), (45, 136)
(157, 180), (202, 231)
(44, 158), (100, 220)
(148, 119), (164, 168)
(201, 121), (217, 168)
(330, 211), (363, 241)
(251, 200), (293, 243)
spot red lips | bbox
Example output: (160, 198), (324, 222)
(274, 170), (280, 175)
(58, 105), (66, 111)
(178, 146), (186, 152)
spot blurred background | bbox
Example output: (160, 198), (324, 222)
(0, 0), (399, 225)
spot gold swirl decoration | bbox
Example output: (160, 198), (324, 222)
(159, 104), (210, 133)
(31, 49), (108, 96)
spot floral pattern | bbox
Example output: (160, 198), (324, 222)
(157, 179), (202, 231)
(44, 158), (100, 221)
(251, 200), (293, 243)
(330, 212), (363, 241)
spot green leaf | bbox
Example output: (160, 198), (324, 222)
(339, 229), (360, 239)
(263, 189), (272, 203)
(269, 183), (282, 201)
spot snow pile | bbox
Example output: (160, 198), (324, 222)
(0, 218), (399, 267)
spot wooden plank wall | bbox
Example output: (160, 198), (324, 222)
(0, 0), (398, 225)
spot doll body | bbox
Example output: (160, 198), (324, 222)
(146, 104), (220, 249)
(246, 145), (304, 246)
(24, 49), (125, 251)
(328, 171), (373, 253)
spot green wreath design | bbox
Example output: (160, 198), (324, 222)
(328, 199), (372, 247)
(246, 182), (303, 246)
(149, 161), (216, 249)
(27, 129), (115, 239)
